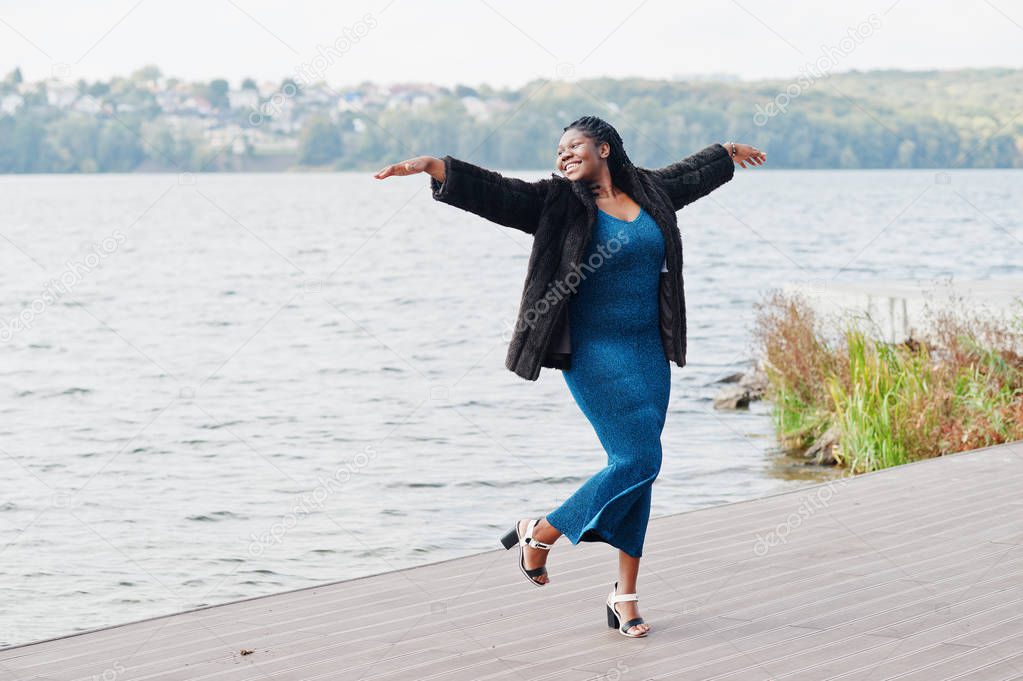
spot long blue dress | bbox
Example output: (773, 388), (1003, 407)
(545, 206), (670, 559)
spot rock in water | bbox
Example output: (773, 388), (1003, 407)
(714, 385), (752, 410)
(804, 425), (840, 465)
(713, 360), (769, 410)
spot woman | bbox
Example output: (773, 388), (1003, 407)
(374, 116), (765, 637)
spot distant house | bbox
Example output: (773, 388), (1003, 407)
(1, 93), (23, 115)
(155, 91), (185, 113)
(206, 123), (250, 155)
(183, 96), (213, 116)
(300, 83), (334, 105)
(46, 82), (78, 109)
(410, 94), (431, 112)
(228, 89), (260, 111)
(71, 96), (102, 114)
(162, 114), (208, 136)
(459, 95), (490, 121)
(336, 94), (364, 112)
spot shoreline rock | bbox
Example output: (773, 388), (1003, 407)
(713, 360), (840, 466)
(802, 425), (840, 466)
(712, 361), (768, 410)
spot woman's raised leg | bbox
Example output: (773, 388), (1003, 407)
(518, 517), (563, 584)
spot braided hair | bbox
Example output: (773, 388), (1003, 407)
(562, 115), (637, 191)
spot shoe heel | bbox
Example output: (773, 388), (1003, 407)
(606, 604), (619, 629)
(500, 527), (518, 550)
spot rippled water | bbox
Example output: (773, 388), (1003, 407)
(1, 168), (1019, 647)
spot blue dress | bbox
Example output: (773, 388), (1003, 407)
(545, 206), (670, 559)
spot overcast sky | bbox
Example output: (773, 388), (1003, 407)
(2, 0), (1021, 87)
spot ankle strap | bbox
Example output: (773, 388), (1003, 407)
(610, 581), (638, 603)
(520, 518), (552, 550)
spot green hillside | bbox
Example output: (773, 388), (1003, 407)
(1, 67), (1020, 173)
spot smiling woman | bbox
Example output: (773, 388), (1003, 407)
(373, 114), (765, 639)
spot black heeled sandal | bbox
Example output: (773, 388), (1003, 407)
(500, 517), (552, 586)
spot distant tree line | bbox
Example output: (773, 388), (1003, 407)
(1, 67), (1021, 173)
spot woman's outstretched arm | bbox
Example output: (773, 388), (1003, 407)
(648, 142), (765, 211)
(374, 155), (551, 236)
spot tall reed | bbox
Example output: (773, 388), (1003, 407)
(752, 291), (1023, 473)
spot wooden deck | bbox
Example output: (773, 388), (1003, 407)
(3, 441), (1022, 681)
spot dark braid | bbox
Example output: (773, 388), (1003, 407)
(563, 115), (636, 191)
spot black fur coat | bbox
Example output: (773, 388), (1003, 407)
(430, 143), (735, 381)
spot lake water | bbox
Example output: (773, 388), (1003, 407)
(1, 168), (1019, 647)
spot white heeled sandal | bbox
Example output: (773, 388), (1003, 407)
(606, 580), (649, 637)
(500, 517), (551, 586)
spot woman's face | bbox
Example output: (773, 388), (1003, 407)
(555, 129), (607, 181)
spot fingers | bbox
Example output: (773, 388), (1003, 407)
(733, 144), (767, 169)
(738, 150), (767, 168)
(375, 159), (425, 179)
(375, 162), (410, 179)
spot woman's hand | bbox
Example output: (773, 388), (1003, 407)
(723, 143), (767, 168)
(373, 156), (444, 182)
